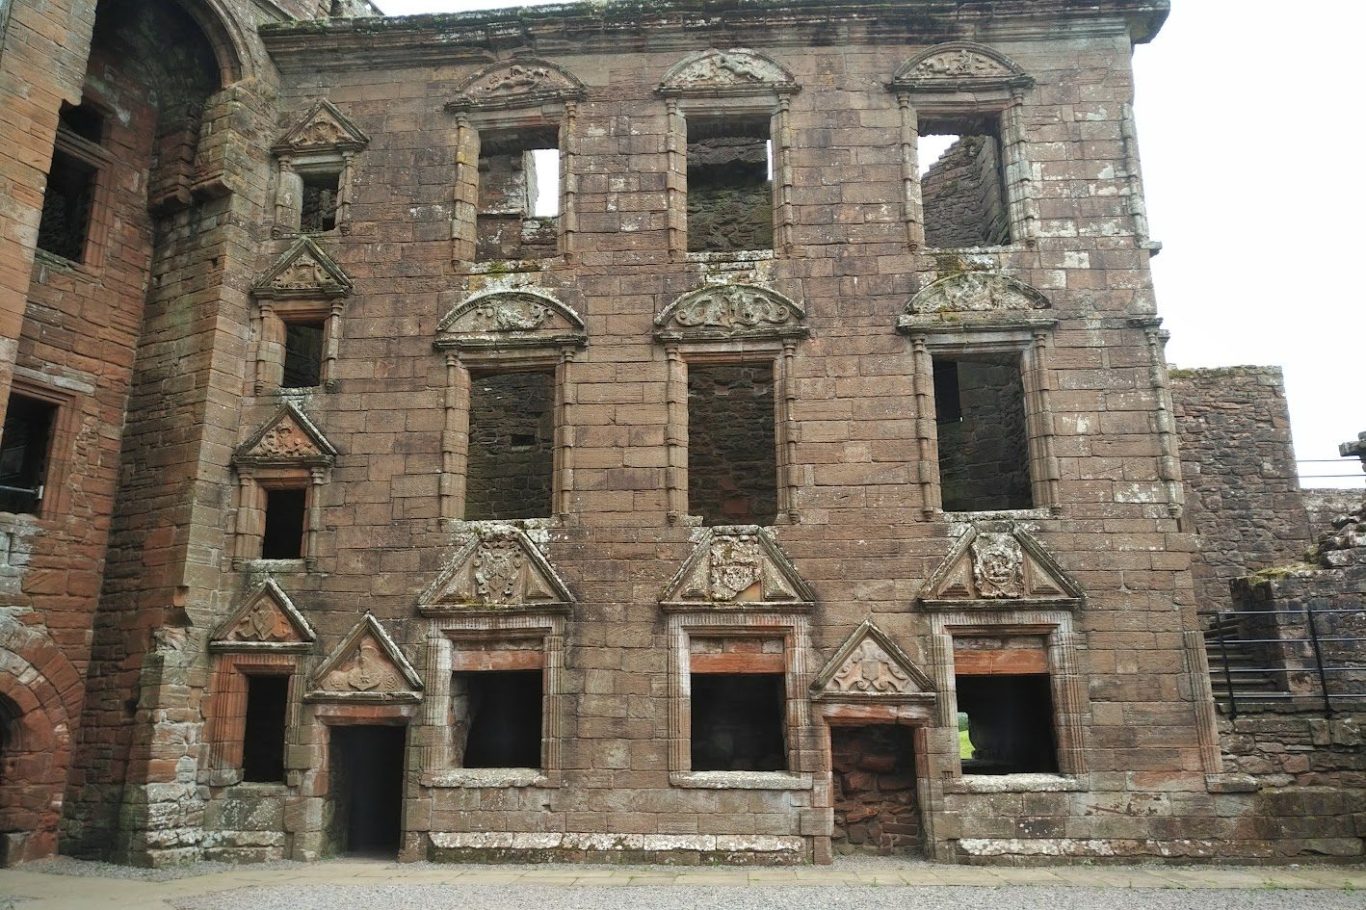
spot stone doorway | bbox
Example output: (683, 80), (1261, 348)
(327, 725), (405, 856)
(830, 725), (922, 856)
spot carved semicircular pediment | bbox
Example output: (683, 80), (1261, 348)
(654, 283), (807, 343)
(920, 522), (1083, 610)
(274, 98), (370, 155)
(659, 48), (797, 96)
(307, 613), (423, 703)
(449, 58), (586, 111)
(810, 620), (935, 704)
(660, 526), (815, 611)
(418, 525), (575, 615)
(891, 42), (1032, 91)
(906, 272), (1049, 315)
(435, 288), (587, 352)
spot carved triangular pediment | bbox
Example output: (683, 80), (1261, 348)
(434, 288), (587, 353)
(661, 527), (815, 611)
(307, 614), (422, 703)
(448, 58), (586, 112)
(210, 580), (316, 652)
(654, 283), (807, 343)
(659, 48), (797, 97)
(920, 523), (1083, 610)
(811, 621), (936, 704)
(897, 272), (1054, 333)
(891, 42), (1032, 92)
(419, 525), (574, 615)
(253, 237), (352, 300)
(274, 99), (370, 155)
(235, 403), (337, 467)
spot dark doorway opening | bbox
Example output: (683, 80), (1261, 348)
(328, 724), (406, 856)
(830, 725), (922, 856)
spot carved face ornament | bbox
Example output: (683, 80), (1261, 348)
(971, 533), (1025, 598)
(708, 535), (762, 600)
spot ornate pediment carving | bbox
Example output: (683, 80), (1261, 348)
(253, 237), (352, 300)
(654, 283), (807, 343)
(898, 272), (1054, 333)
(308, 613), (422, 703)
(891, 42), (1032, 92)
(659, 49), (797, 97)
(235, 403), (337, 468)
(419, 525), (574, 615)
(811, 621), (935, 704)
(210, 580), (316, 652)
(661, 527), (815, 611)
(435, 288), (587, 353)
(274, 99), (370, 155)
(921, 523), (1083, 610)
(448, 58), (586, 112)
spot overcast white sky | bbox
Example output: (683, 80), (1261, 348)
(374, 0), (1364, 488)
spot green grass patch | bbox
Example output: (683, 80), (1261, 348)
(958, 727), (973, 760)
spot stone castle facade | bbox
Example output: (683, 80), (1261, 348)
(0, 0), (1361, 867)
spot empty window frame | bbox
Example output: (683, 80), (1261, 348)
(687, 362), (778, 526)
(931, 353), (1032, 512)
(255, 302), (342, 394)
(689, 672), (787, 771)
(0, 394), (57, 515)
(954, 674), (1058, 775)
(260, 485), (307, 559)
(452, 669), (543, 769)
(476, 128), (560, 261)
(685, 115), (773, 254)
(918, 115), (1010, 248)
(37, 102), (107, 264)
(465, 369), (555, 520)
(282, 320), (325, 388)
(299, 168), (342, 233)
(241, 674), (289, 783)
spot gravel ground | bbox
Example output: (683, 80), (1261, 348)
(171, 884), (1366, 910)
(19, 855), (297, 881)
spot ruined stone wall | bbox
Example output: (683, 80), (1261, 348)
(1172, 366), (1312, 614)
(921, 135), (1008, 249)
(1304, 489), (1364, 540)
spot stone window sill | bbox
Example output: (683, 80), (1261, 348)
(670, 770), (812, 790)
(425, 768), (552, 788)
(941, 506), (1057, 522)
(686, 249), (775, 265)
(236, 558), (310, 574)
(946, 773), (1086, 794)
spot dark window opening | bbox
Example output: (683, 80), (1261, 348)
(454, 670), (543, 769)
(241, 674), (288, 783)
(282, 321), (325, 388)
(261, 487), (306, 559)
(687, 116), (772, 253)
(933, 353), (1031, 512)
(328, 725), (405, 855)
(466, 370), (554, 520)
(37, 150), (97, 262)
(300, 171), (341, 232)
(688, 363), (777, 526)
(476, 128), (559, 260)
(690, 672), (786, 771)
(59, 101), (106, 144)
(0, 696), (19, 786)
(956, 674), (1058, 774)
(830, 725), (921, 856)
(0, 394), (57, 515)
(920, 117), (1009, 248)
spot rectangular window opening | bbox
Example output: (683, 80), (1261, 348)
(59, 100), (106, 145)
(476, 128), (559, 260)
(466, 369), (554, 520)
(687, 116), (773, 253)
(453, 670), (543, 769)
(260, 486), (306, 559)
(300, 170), (341, 232)
(241, 674), (288, 783)
(687, 362), (777, 526)
(932, 353), (1032, 512)
(955, 673), (1058, 775)
(0, 394), (57, 516)
(282, 321), (325, 388)
(690, 672), (786, 772)
(37, 150), (97, 263)
(920, 116), (1009, 248)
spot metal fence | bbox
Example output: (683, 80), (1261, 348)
(1201, 604), (1366, 718)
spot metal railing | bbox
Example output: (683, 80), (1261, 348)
(1201, 604), (1366, 718)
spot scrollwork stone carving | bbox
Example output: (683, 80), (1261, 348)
(829, 638), (917, 695)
